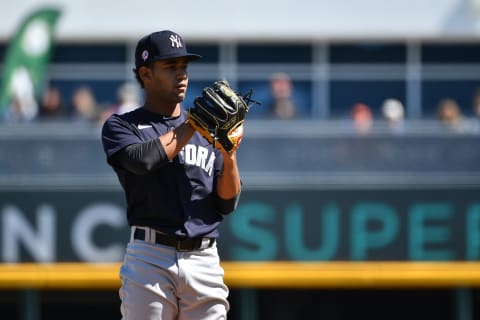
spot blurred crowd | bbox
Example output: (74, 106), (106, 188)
(1, 81), (142, 126)
(2, 74), (480, 136)
(264, 72), (480, 135)
(350, 93), (480, 135)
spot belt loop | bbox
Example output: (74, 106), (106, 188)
(149, 228), (156, 244)
(130, 226), (136, 243)
(202, 238), (210, 249)
(144, 227), (150, 242)
(132, 226), (149, 242)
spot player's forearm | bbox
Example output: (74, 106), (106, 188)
(216, 152), (242, 200)
(159, 120), (195, 160)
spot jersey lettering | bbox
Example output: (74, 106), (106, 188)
(196, 146), (209, 168)
(179, 144), (216, 176)
(204, 152), (215, 175)
(184, 145), (196, 165)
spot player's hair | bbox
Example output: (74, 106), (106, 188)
(132, 62), (154, 88)
(132, 68), (143, 88)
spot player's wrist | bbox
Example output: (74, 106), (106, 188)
(222, 150), (237, 163)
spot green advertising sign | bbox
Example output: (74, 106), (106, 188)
(0, 187), (479, 262)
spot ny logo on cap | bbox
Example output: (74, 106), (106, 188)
(169, 34), (183, 48)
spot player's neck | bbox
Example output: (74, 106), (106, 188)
(143, 100), (181, 117)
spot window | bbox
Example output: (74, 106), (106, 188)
(237, 44), (312, 63)
(330, 43), (406, 64)
(51, 79), (125, 108)
(330, 80), (406, 118)
(52, 44), (127, 63)
(187, 44), (219, 63)
(422, 80), (480, 118)
(421, 43), (480, 117)
(422, 43), (480, 63)
(238, 80), (312, 119)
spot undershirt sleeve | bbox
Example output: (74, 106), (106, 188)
(110, 139), (169, 175)
(212, 147), (242, 214)
(214, 190), (242, 215)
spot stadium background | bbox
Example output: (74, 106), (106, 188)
(1, 0), (480, 319)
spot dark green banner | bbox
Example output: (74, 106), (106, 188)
(0, 187), (479, 262)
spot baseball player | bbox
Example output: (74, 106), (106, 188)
(101, 30), (242, 319)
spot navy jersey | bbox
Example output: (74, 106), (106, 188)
(101, 107), (230, 238)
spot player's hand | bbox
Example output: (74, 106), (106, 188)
(227, 124), (244, 152)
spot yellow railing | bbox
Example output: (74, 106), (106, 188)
(1, 262), (480, 290)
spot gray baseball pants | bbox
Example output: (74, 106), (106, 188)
(119, 227), (230, 320)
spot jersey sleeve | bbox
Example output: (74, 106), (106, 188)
(213, 148), (223, 179)
(101, 115), (143, 163)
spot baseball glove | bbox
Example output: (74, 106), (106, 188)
(187, 80), (258, 153)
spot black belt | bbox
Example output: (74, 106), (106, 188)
(133, 228), (215, 252)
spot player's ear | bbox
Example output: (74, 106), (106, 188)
(139, 66), (152, 85)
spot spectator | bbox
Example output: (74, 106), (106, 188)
(99, 81), (141, 123)
(38, 86), (68, 121)
(2, 69), (38, 122)
(381, 98), (406, 134)
(436, 98), (469, 133)
(351, 102), (373, 134)
(3, 94), (32, 122)
(116, 81), (141, 114)
(70, 86), (101, 123)
(268, 72), (297, 120)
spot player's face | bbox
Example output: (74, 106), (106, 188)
(143, 58), (189, 104)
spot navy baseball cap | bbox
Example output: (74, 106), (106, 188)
(134, 30), (202, 69)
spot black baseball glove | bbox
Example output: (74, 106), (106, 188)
(187, 80), (258, 153)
